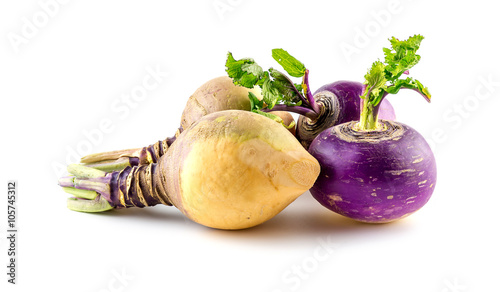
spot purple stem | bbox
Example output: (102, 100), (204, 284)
(58, 175), (112, 202)
(303, 69), (321, 114)
(58, 176), (76, 188)
(263, 104), (319, 119)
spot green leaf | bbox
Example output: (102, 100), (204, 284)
(386, 77), (431, 101)
(362, 61), (387, 103)
(261, 78), (280, 109)
(384, 35), (424, 81)
(294, 83), (304, 95)
(269, 69), (302, 106)
(272, 48), (306, 78)
(225, 49), (311, 116)
(248, 92), (264, 111)
(225, 52), (264, 88)
(362, 34), (429, 106)
(359, 34), (431, 130)
(241, 62), (264, 76)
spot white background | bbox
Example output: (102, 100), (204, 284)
(1, 0), (499, 291)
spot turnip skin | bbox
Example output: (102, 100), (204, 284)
(160, 110), (319, 229)
(180, 76), (262, 131)
(308, 120), (436, 223)
(296, 81), (395, 149)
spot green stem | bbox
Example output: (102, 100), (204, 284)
(67, 164), (106, 178)
(359, 100), (380, 130)
(358, 85), (382, 131)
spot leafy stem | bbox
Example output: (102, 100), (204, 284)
(225, 49), (321, 121)
(359, 34), (432, 130)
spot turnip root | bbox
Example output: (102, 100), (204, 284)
(81, 76), (295, 172)
(308, 35), (436, 223)
(59, 110), (320, 230)
(309, 120), (436, 223)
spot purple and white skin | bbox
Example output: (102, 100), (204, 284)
(308, 72), (436, 223)
(295, 80), (396, 149)
(309, 120), (436, 223)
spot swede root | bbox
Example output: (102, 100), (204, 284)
(59, 110), (320, 230)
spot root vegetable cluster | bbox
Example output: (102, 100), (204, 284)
(58, 34), (437, 230)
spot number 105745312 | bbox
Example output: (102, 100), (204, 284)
(7, 181), (16, 229)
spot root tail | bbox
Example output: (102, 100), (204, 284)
(80, 148), (141, 163)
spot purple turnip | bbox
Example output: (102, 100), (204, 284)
(309, 120), (436, 223)
(308, 34), (436, 223)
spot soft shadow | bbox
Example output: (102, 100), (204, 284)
(203, 195), (414, 242)
(78, 194), (415, 241)
(85, 205), (189, 225)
